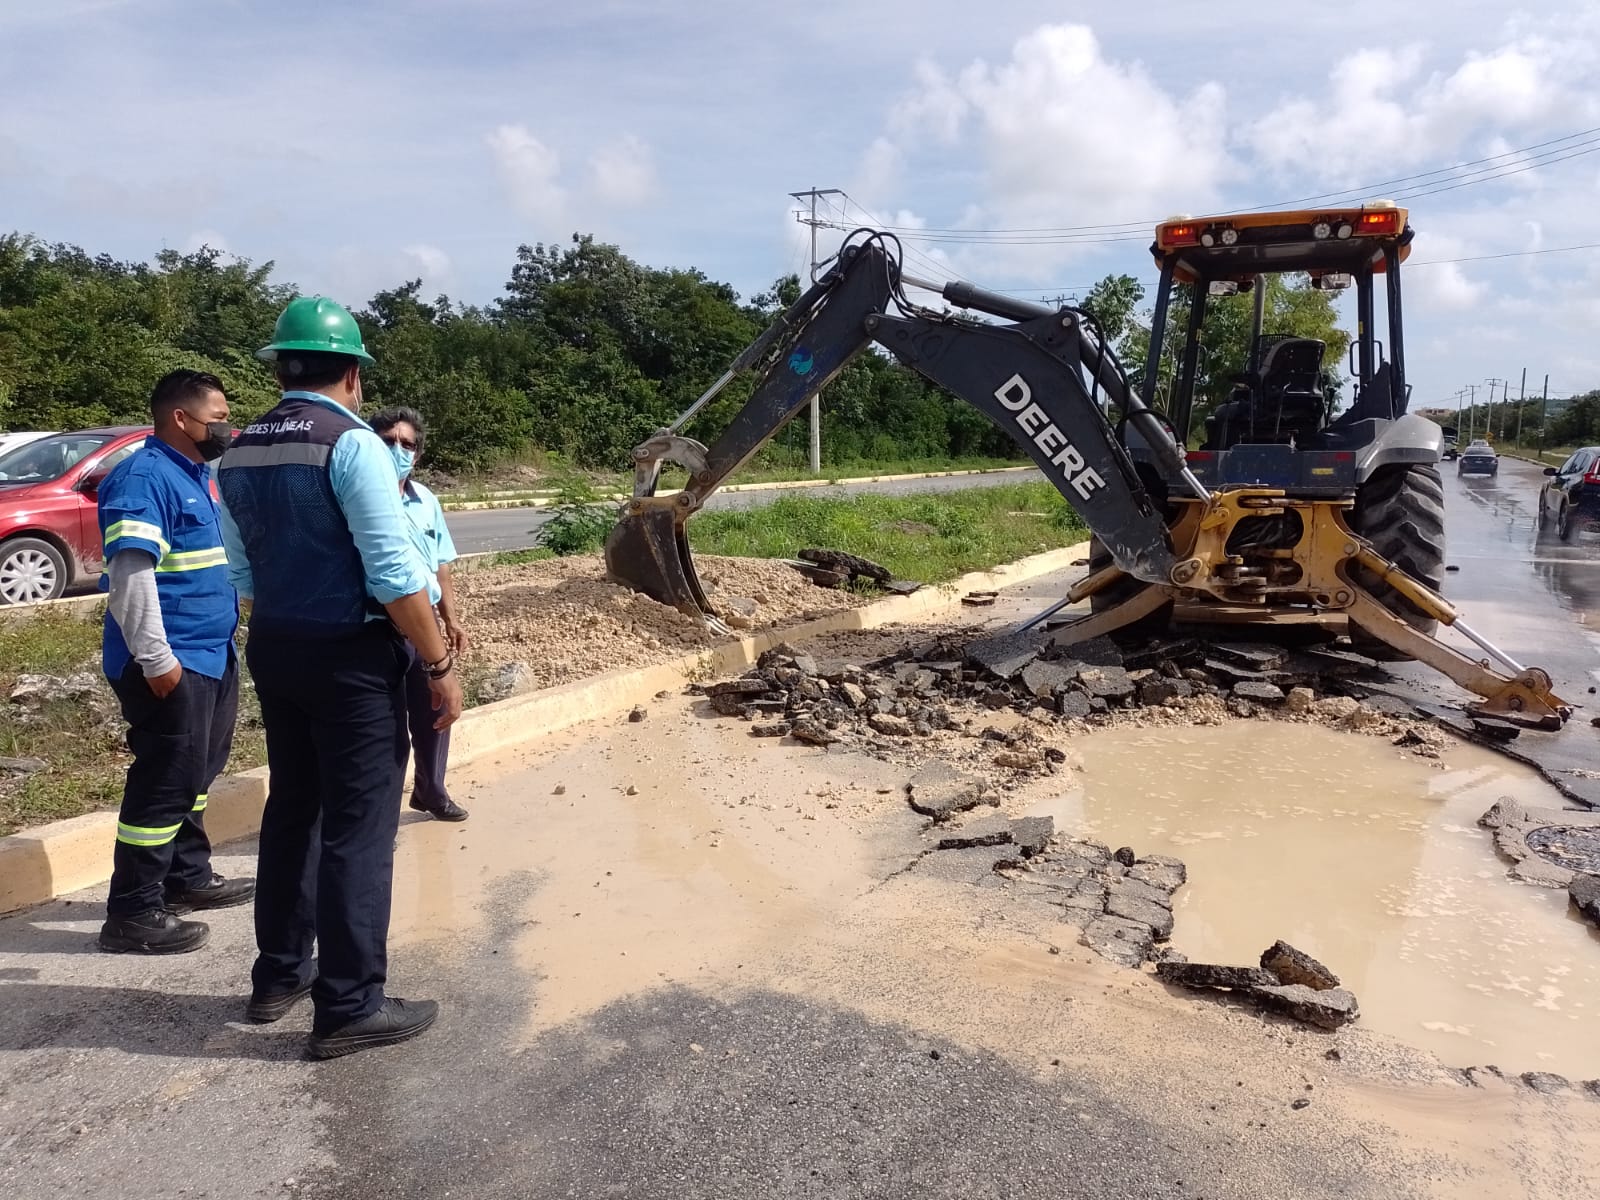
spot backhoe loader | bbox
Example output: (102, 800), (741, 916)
(603, 210), (1572, 729)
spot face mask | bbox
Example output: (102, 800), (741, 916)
(185, 415), (233, 462)
(389, 442), (415, 479)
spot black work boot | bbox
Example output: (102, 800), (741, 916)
(165, 873), (256, 912)
(409, 797), (469, 822)
(245, 978), (315, 1024)
(99, 909), (209, 955)
(307, 997), (439, 1060)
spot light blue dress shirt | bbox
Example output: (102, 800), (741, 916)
(219, 391), (439, 609)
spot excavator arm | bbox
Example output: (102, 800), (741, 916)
(606, 234), (1187, 619)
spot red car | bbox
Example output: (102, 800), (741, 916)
(0, 427), (153, 604)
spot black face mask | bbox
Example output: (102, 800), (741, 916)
(186, 416), (233, 462)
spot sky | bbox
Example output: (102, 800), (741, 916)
(3, 0), (1600, 408)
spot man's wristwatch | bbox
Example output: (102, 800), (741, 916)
(424, 651), (454, 679)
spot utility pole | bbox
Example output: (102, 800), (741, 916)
(1539, 374), (1550, 457)
(1454, 388), (1465, 438)
(1485, 377), (1508, 441)
(1515, 367), (1527, 448)
(1465, 384), (1478, 439)
(790, 187), (843, 475)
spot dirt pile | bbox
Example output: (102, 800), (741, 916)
(455, 554), (863, 693)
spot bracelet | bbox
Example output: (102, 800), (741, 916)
(424, 652), (454, 679)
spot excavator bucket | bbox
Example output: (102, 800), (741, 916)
(604, 497), (726, 631)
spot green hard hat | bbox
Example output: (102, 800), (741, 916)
(256, 295), (375, 366)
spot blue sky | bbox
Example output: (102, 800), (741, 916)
(3, 0), (1599, 408)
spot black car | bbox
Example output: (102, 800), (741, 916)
(1457, 442), (1498, 476)
(1539, 446), (1600, 540)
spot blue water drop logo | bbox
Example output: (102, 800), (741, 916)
(788, 347), (815, 376)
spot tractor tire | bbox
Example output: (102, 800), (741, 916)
(1086, 536), (1173, 639)
(1348, 464), (1447, 662)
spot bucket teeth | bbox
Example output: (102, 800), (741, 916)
(603, 501), (725, 632)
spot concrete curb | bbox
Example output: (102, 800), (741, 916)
(437, 465), (1036, 512)
(0, 540), (1087, 915)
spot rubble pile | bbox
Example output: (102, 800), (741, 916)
(1156, 940), (1360, 1030)
(1016, 836), (1188, 968)
(693, 629), (1451, 784)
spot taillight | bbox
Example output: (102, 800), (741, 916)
(1584, 467), (1600, 485)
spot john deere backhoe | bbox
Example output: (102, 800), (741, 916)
(603, 208), (1572, 729)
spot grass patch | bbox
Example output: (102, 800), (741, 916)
(0, 611), (266, 836)
(438, 453), (1029, 502)
(686, 482), (1085, 584)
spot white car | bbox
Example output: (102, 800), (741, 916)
(0, 432), (55, 459)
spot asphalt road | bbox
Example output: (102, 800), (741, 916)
(443, 469), (1045, 555)
(1391, 455), (1600, 802)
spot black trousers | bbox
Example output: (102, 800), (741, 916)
(402, 644), (453, 810)
(107, 658), (238, 917)
(246, 623), (408, 1034)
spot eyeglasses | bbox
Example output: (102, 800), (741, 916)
(380, 434), (418, 451)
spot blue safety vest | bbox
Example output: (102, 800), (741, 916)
(98, 437), (238, 680)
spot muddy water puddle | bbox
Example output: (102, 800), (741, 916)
(1043, 721), (1600, 1075)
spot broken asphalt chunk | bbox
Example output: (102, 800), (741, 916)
(1079, 914), (1155, 968)
(1155, 962), (1279, 990)
(906, 762), (988, 821)
(1009, 816), (1054, 857)
(1260, 940), (1341, 991)
(965, 629), (1048, 680)
(1247, 983), (1360, 1030)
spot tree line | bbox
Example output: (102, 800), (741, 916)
(0, 230), (1365, 476)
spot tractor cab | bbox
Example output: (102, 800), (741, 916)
(1131, 203), (1423, 494)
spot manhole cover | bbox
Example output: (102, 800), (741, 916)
(1525, 826), (1600, 874)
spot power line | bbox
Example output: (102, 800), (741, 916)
(1410, 241), (1600, 267)
(824, 124), (1600, 245)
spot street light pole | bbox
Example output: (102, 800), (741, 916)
(1485, 377), (1508, 441)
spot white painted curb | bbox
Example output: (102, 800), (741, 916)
(0, 541), (1087, 915)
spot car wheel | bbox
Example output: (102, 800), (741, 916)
(1536, 494), (1548, 531)
(1557, 503), (1574, 542)
(0, 536), (69, 605)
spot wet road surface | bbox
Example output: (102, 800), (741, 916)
(7, 703), (1597, 1199)
(443, 468), (1045, 555)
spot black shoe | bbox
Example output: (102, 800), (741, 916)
(165, 873), (256, 912)
(245, 978), (314, 1024)
(99, 909), (209, 955)
(307, 997), (439, 1060)
(409, 797), (469, 822)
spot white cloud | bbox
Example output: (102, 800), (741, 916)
(873, 23), (1232, 279)
(485, 124), (565, 226)
(1246, 25), (1600, 180)
(586, 134), (657, 207)
(402, 242), (452, 285)
(1407, 233), (1488, 312)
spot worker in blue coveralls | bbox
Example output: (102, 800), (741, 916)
(217, 296), (463, 1060)
(369, 406), (469, 823)
(96, 369), (254, 955)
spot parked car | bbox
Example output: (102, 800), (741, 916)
(0, 427), (151, 604)
(1538, 446), (1600, 541)
(0, 431), (56, 458)
(1457, 440), (1498, 476)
